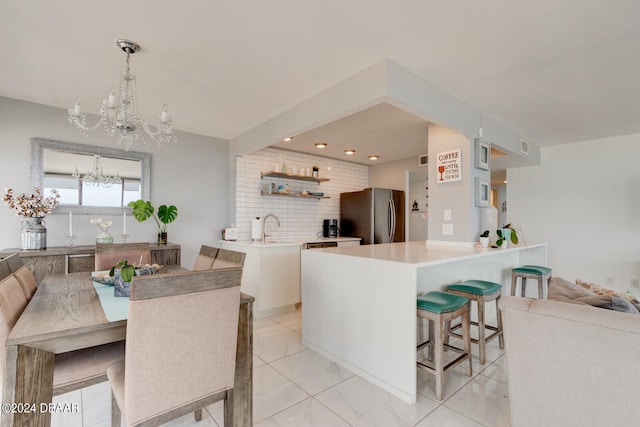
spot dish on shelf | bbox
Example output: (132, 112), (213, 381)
(308, 192), (324, 197)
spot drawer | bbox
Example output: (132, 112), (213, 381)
(68, 254), (96, 273)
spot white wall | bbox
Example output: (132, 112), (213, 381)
(369, 157), (417, 190)
(508, 133), (640, 291)
(407, 168), (428, 241)
(234, 147), (369, 240)
(427, 125), (478, 242)
(0, 97), (230, 269)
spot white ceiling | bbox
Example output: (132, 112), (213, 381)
(274, 103), (429, 165)
(2, 1), (639, 154)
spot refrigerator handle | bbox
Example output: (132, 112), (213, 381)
(387, 198), (393, 241)
(389, 198), (396, 242)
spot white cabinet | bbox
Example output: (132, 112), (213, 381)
(221, 242), (301, 316)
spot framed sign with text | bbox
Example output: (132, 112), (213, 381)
(436, 149), (462, 183)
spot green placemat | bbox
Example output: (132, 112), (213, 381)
(92, 281), (129, 322)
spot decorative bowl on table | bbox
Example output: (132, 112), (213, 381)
(92, 271), (115, 286)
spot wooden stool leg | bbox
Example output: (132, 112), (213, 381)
(477, 299), (486, 364)
(461, 307), (472, 377)
(427, 319), (435, 361)
(511, 272), (518, 296)
(443, 320), (451, 351)
(496, 298), (504, 349)
(538, 277), (544, 300)
(521, 277), (527, 297)
(434, 316), (444, 401)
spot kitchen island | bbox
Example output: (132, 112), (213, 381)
(301, 241), (547, 404)
(222, 237), (361, 316)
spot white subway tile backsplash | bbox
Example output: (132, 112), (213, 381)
(233, 147), (369, 240)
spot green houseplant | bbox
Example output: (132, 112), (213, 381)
(479, 230), (490, 248)
(128, 199), (178, 245)
(496, 223), (519, 248)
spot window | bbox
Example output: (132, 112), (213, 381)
(44, 174), (141, 208)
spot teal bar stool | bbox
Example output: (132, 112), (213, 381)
(511, 265), (552, 299)
(417, 291), (472, 400)
(446, 280), (504, 365)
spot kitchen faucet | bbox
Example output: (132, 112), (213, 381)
(261, 213), (280, 243)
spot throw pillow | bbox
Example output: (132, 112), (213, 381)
(575, 279), (640, 311)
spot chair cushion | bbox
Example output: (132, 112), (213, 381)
(107, 360), (126, 422)
(13, 266), (37, 300)
(0, 275), (28, 327)
(417, 291), (468, 314)
(513, 265), (552, 276)
(448, 280), (502, 296)
(54, 341), (125, 394)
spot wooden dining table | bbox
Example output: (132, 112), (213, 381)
(2, 266), (254, 427)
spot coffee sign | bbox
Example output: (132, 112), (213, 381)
(436, 149), (462, 183)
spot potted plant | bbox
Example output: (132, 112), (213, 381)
(496, 223), (519, 248)
(108, 260), (158, 297)
(128, 199), (178, 245)
(479, 230), (490, 248)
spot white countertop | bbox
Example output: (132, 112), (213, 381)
(221, 236), (362, 248)
(311, 240), (547, 267)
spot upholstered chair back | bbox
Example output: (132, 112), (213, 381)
(0, 256), (30, 397)
(192, 245), (219, 271)
(212, 248), (246, 269)
(0, 262), (28, 328)
(95, 243), (151, 271)
(5, 253), (37, 300)
(118, 268), (242, 425)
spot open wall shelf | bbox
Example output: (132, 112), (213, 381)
(261, 171), (329, 184)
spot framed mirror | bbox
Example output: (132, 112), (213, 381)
(31, 138), (150, 215)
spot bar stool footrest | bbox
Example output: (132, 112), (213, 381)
(449, 322), (502, 344)
(417, 351), (470, 374)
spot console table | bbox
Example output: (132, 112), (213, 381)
(0, 243), (181, 283)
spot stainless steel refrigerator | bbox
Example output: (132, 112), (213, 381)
(340, 188), (405, 245)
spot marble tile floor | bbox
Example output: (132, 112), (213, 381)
(52, 308), (511, 427)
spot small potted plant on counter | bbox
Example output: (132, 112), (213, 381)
(496, 223), (519, 248)
(128, 199), (178, 245)
(479, 230), (490, 248)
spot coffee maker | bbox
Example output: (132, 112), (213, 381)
(323, 219), (338, 238)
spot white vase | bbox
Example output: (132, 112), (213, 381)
(501, 228), (511, 248)
(480, 236), (490, 248)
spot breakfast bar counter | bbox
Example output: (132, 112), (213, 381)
(300, 241), (547, 404)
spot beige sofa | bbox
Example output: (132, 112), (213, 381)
(500, 294), (640, 427)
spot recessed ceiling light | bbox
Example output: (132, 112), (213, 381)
(368, 155), (379, 160)
(344, 149), (356, 155)
(314, 142), (327, 148)
(283, 136), (293, 142)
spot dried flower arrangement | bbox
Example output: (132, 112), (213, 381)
(3, 187), (60, 217)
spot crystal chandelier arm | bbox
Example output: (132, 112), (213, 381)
(68, 98), (106, 132)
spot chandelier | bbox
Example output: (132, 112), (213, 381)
(68, 39), (177, 151)
(72, 155), (121, 188)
